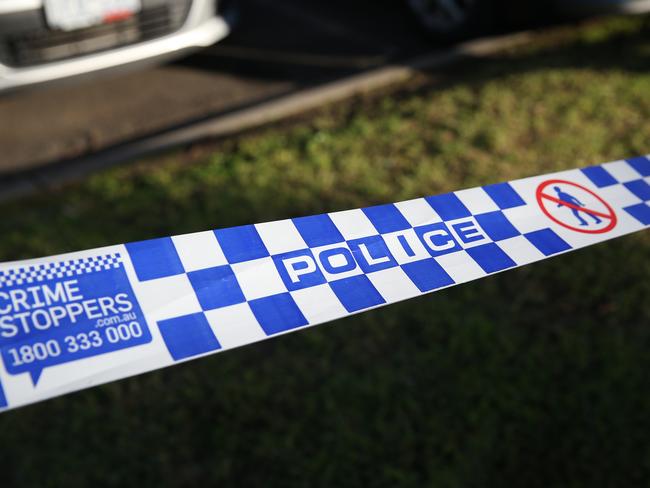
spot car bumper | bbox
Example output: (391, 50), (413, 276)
(0, 1), (231, 92)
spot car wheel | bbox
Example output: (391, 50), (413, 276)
(405, 0), (495, 41)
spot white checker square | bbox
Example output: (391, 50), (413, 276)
(205, 303), (267, 349)
(454, 187), (500, 215)
(434, 250), (486, 284)
(602, 160), (641, 183)
(290, 283), (348, 325)
(328, 208), (377, 240)
(598, 184), (644, 208)
(134, 274), (201, 321)
(255, 219), (307, 255)
(394, 197), (442, 227)
(496, 235), (546, 266)
(367, 266), (421, 304)
(502, 204), (546, 234)
(172, 231), (227, 272)
(231, 257), (287, 301)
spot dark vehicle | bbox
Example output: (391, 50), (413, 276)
(405, 0), (650, 40)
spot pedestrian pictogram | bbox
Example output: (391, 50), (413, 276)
(536, 179), (617, 234)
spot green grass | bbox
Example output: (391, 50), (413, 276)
(1, 15), (650, 488)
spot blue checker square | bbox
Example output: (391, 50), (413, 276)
(625, 203), (650, 225)
(329, 274), (386, 312)
(581, 166), (618, 188)
(362, 203), (411, 233)
(348, 235), (398, 273)
(626, 156), (650, 177)
(126, 237), (184, 281)
(525, 228), (571, 256)
(475, 211), (521, 241)
(624, 179), (650, 201)
(0, 379), (6, 408)
(292, 214), (344, 247)
(249, 293), (308, 335)
(466, 243), (516, 274)
(425, 192), (471, 221)
(158, 313), (221, 361)
(273, 249), (326, 291)
(188, 265), (245, 310)
(401, 258), (454, 292)
(482, 182), (526, 209)
(214, 225), (269, 264)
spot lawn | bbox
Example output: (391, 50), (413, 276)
(1, 14), (649, 488)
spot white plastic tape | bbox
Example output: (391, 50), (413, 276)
(1, 156), (649, 412)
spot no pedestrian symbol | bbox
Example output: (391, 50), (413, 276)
(536, 179), (617, 234)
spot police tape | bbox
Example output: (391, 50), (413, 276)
(0, 156), (649, 412)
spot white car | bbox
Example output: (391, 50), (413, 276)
(0, 0), (236, 92)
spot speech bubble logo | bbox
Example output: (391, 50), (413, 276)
(2, 341), (53, 385)
(0, 254), (151, 386)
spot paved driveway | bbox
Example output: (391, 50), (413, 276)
(0, 0), (433, 174)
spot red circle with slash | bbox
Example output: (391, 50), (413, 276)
(536, 179), (617, 234)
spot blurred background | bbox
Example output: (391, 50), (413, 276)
(0, 1), (649, 486)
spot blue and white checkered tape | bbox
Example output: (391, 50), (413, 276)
(0, 156), (648, 411)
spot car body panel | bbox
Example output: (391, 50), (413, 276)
(0, 0), (233, 92)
